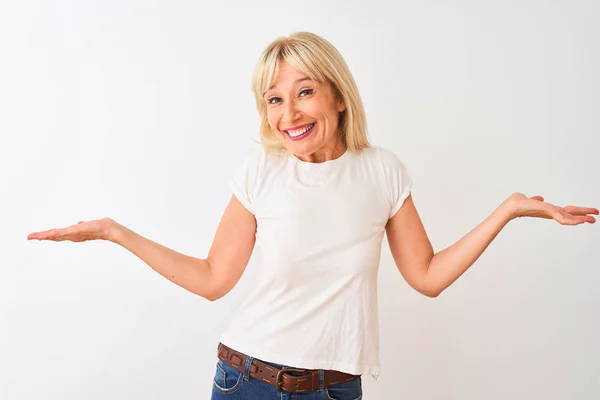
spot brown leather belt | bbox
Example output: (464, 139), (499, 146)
(217, 342), (360, 393)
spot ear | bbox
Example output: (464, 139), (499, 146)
(337, 99), (346, 113)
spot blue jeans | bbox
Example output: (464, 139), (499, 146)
(210, 357), (363, 399)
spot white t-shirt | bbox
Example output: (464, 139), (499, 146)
(219, 145), (412, 381)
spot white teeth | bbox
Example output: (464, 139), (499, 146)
(288, 123), (314, 137)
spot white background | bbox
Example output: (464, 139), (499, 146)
(2, 0), (599, 399)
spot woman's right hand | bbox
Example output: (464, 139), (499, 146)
(26, 195), (256, 300)
(27, 218), (118, 243)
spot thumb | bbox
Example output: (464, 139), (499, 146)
(530, 196), (544, 202)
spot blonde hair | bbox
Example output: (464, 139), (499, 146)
(251, 32), (370, 153)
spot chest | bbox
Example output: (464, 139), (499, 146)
(254, 176), (389, 250)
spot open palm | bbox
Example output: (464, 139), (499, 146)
(509, 193), (598, 225)
(27, 218), (116, 242)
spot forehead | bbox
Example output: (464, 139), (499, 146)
(266, 60), (317, 93)
(275, 60), (305, 79)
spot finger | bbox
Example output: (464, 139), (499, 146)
(27, 229), (56, 240)
(44, 229), (65, 240)
(30, 228), (66, 241)
(563, 206), (599, 216)
(554, 211), (588, 226)
(560, 210), (596, 225)
(27, 232), (39, 240)
(573, 213), (597, 224)
(530, 196), (544, 201)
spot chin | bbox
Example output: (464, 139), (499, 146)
(279, 135), (313, 154)
(285, 142), (318, 157)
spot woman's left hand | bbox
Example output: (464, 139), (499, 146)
(507, 193), (598, 225)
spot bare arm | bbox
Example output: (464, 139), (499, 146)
(28, 195), (257, 301)
(386, 193), (597, 297)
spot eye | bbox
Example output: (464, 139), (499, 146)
(299, 89), (313, 97)
(267, 96), (281, 105)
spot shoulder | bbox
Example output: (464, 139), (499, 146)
(232, 146), (290, 187)
(237, 146), (288, 169)
(356, 145), (405, 168)
(358, 146), (411, 191)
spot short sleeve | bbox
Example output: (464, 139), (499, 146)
(379, 148), (413, 219)
(229, 149), (264, 215)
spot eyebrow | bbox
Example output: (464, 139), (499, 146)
(264, 77), (313, 95)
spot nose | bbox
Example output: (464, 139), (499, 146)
(282, 99), (301, 126)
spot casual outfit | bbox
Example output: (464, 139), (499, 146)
(212, 146), (412, 398)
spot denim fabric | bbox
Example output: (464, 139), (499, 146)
(210, 357), (362, 400)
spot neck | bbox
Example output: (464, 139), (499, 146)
(296, 140), (346, 163)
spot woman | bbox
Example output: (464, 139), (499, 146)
(28, 32), (597, 399)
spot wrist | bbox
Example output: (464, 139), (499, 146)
(104, 219), (126, 243)
(498, 195), (519, 222)
(501, 193), (521, 221)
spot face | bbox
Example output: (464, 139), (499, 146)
(263, 60), (346, 162)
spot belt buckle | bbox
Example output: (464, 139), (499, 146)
(275, 367), (311, 392)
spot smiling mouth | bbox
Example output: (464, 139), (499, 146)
(285, 123), (315, 141)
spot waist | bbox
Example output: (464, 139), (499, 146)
(217, 342), (361, 393)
